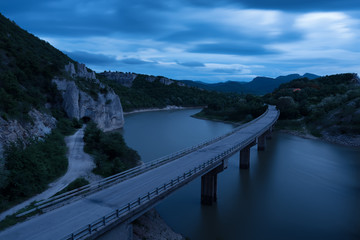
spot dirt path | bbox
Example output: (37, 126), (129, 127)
(0, 126), (99, 221)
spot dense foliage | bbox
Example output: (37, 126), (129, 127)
(263, 73), (360, 136)
(101, 75), (231, 112)
(197, 73), (360, 137)
(0, 130), (67, 212)
(195, 94), (267, 122)
(0, 114), (81, 213)
(0, 13), (71, 121)
(83, 122), (140, 177)
(55, 177), (89, 196)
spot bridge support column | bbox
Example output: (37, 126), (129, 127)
(266, 127), (273, 140)
(240, 146), (250, 169)
(240, 140), (256, 169)
(201, 164), (224, 205)
(258, 133), (267, 151)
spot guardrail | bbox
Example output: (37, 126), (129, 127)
(18, 107), (272, 217)
(61, 106), (279, 240)
(61, 134), (263, 240)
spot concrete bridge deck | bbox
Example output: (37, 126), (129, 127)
(0, 106), (279, 240)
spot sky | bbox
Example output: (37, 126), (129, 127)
(1, 0), (360, 82)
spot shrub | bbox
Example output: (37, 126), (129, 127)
(83, 122), (140, 177)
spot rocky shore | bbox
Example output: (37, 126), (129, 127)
(279, 129), (360, 148)
(133, 209), (185, 240)
(124, 106), (203, 115)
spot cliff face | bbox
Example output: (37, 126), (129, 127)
(54, 63), (124, 131)
(0, 109), (57, 156)
(100, 71), (185, 87)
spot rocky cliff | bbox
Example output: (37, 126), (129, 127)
(54, 63), (124, 131)
(0, 109), (57, 156)
(100, 71), (185, 87)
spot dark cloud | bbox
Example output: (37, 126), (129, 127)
(120, 58), (156, 65)
(64, 51), (118, 65)
(182, 0), (360, 10)
(190, 43), (280, 56)
(1, 0), (175, 37)
(177, 61), (205, 67)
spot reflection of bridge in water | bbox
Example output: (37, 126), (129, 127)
(0, 106), (279, 240)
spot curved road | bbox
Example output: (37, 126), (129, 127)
(0, 126), (96, 221)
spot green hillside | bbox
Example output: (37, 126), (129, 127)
(0, 13), (72, 121)
(100, 74), (235, 112)
(198, 73), (360, 143)
(264, 73), (360, 137)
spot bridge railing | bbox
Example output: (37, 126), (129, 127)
(61, 130), (267, 240)
(19, 107), (273, 217)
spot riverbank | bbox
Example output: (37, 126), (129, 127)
(124, 105), (204, 115)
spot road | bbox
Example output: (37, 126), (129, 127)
(0, 126), (97, 221)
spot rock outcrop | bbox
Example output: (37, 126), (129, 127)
(133, 209), (184, 240)
(65, 62), (96, 80)
(53, 63), (124, 131)
(101, 72), (138, 87)
(100, 71), (185, 88)
(0, 109), (57, 156)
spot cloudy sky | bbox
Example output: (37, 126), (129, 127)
(1, 0), (360, 82)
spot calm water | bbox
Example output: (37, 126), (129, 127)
(122, 109), (360, 240)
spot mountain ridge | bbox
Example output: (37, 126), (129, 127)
(180, 73), (320, 95)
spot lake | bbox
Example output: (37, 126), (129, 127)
(122, 109), (360, 240)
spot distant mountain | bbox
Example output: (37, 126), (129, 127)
(180, 73), (320, 95)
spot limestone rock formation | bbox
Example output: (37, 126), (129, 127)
(53, 77), (124, 132)
(0, 109), (57, 156)
(101, 72), (138, 87)
(65, 62), (96, 80)
(99, 71), (185, 87)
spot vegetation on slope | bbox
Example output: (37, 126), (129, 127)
(55, 177), (90, 196)
(101, 74), (233, 112)
(198, 73), (360, 140)
(0, 13), (71, 121)
(264, 73), (360, 136)
(0, 122), (81, 213)
(83, 122), (140, 177)
(194, 94), (267, 123)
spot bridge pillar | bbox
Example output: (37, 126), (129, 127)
(258, 133), (267, 151)
(240, 146), (250, 169)
(266, 127), (273, 140)
(201, 165), (224, 205)
(240, 140), (256, 169)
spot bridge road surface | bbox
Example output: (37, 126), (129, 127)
(0, 106), (279, 240)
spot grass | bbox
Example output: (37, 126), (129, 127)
(0, 201), (42, 230)
(54, 177), (90, 196)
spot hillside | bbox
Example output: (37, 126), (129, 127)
(181, 73), (319, 95)
(0, 13), (71, 121)
(98, 71), (235, 112)
(197, 73), (360, 146)
(0, 13), (133, 215)
(264, 73), (360, 145)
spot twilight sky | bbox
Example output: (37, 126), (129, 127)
(1, 0), (360, 82)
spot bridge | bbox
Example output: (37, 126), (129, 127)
(0, 105), (279, 240)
